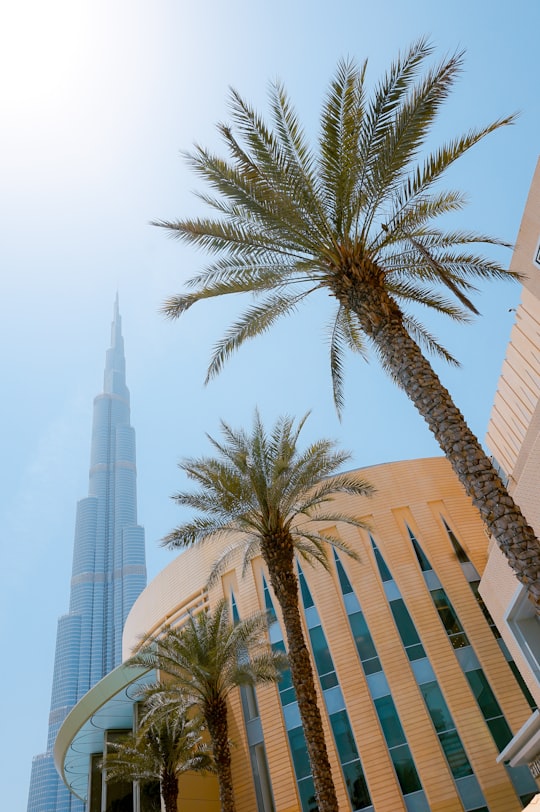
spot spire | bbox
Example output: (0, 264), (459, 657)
(103, 295), (129, 399)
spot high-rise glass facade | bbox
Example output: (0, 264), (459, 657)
(27, 298), (147, 812)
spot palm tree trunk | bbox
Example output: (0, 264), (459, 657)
(347, 275), (540, 607)
(264, 540), (340, 812)
(205, 700), (236, 812)
(160, 768), (179, 812)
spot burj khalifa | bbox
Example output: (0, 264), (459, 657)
(27, 298), (147, 811)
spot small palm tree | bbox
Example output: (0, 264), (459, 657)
(158, 40), (540, 608)
(102, 694), (212, 812)
(163, 411), (374, 812)
(130, 599), (286, 812)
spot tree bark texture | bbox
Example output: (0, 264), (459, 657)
(263, 535), (340, 812)
(205, 698), (237, 812)
(338, 264), (540, 607)
(160, 768), (179, 812)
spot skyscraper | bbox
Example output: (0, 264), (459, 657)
(27, 298), (147, 812)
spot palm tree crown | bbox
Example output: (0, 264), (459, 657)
(165, 410), (373, 571)
(159, 39), (515, 410)
(157, 40), (540, 607)
(164, 411), (374, 812)
(130, 599), (285, 812)
(102, 694), (212, 812)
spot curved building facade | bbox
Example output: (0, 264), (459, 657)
(59, 456), (537, 812)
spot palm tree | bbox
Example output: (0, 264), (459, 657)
(129, 599), (286, 812)
(102, 694), (212, 812)
(163, 411), (374, 812)
(157, 40), (540, 609)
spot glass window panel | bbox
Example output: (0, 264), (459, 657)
(374, 695), (406, 748)
(335, 553), (354, 594)
(506, 764), (538, 797)
(342, 760), (372, 811)
(263, 578), (277, 621)
(384, 580), (401, 601)
(320, 671), (339, 690)
(486, 717), (512, 750)
(230, 592), (240, 624)
(391, 599), (422, 647)
(297, 777), (317, 812)
(410, 535), (432, 572)
(454, 774), (487, 809)
(298, 568), (314, 608)
(330, 710), (359, 764)
(465, 670), (502, 719)
(344, 591), (361, 614)
(455, 646), (480, 673)
(269, 623), (283, 644)
(420, 682), (454, 733)
(439, 731), (473, 778)
(508, 661), (537, 710)
(411, 658), (435, 685)
(431, 589), (466, 637)
(363, 656), (382, 675)
(390, 744), (422, 794)
(280, 686), (297, 707)
(349, 612), (378, 663)
(324, 685), (345, 714)
(448, 632), (469, 650)
(283, 701), (301, 730)
(252, 743), (276, 812)
(288, 727), (311, 779)
(443, 520), (470, 563)
(371, 537), (393, 582)
(404, 792), (430, 812)
(407, 643), (426, 661)
(424, 570), (442, 590)
(273, 641), (295, 703)
(309, 625), (335, 680)
(241, 684), (259, 721)
(304, 605), (320, 628)
(469, 581), (500, 636)
(366, 670), (390, 699)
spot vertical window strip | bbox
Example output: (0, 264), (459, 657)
(369, 538), (487, 811)
(334, 553), (427, 808)
(229, 589), (275, 812)
(409, 529), (538, 803)
(261, 577), (317, 812)
(296, 564), (372, 811)
(441, 518), (537, 711)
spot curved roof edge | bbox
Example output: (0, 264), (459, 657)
(54, 662), (153, 800)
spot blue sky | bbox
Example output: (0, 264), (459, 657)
(1, 1), (539, 808)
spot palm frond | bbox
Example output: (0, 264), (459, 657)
(205, 288), (314, 381)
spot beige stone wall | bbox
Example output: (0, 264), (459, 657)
(486, 157), (540, 501)
(482, 157), (540, 699)
(124, 456), (535, 812)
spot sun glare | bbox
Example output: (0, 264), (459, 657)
(0, 2), (90, 115)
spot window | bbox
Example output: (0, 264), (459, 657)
(390, 599), (426, 659)
(506, 584), (540, 683)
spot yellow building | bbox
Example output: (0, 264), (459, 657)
(481, 158), (540, 784)
(56, 456), (538, 811)
(55, 159), (540, 812)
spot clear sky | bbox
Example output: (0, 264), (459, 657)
(2, 1), (539, 808)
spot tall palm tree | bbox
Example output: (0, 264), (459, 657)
(129, 599), (286, 812)
(102, 694), (212, 812)
(157, 40), (540, 608)
(163, 411), (374, 812)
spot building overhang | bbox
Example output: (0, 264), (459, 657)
(497, 710), (540, 774)
(54, 663), (155, 801)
